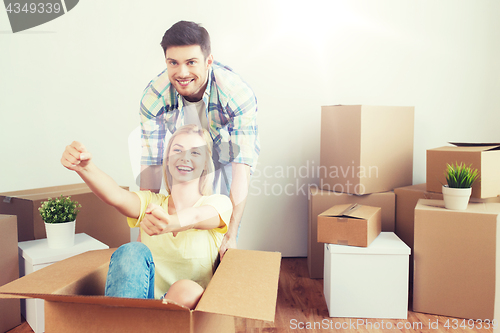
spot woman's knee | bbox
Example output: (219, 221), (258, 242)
(113, 242), (150, 257)
(111, 242), (152, 265)
(164, 280), (204, 310)
(106, 242), (155, 298)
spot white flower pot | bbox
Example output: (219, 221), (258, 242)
(442, 185), (472, 210)
(44, 220), (76, 249)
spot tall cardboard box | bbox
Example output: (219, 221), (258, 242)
(317, 204), (381, 247)
(0, 183), (129, 247)
(0, 248), (281, 333)
(320, 105), (414, 195)
(426, 143), (500, 198)
(308, 186), (395, 279)
(0, 215), (21, 333)
(413, 199), (500, 320)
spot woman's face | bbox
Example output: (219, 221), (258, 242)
(167, 133), (207, 185)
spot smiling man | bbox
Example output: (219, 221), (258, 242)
(139, 21), (259, 257)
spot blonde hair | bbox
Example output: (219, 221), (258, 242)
(163, 124), (214, 196)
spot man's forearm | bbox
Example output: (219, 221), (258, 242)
(226, 196), (246, 238)
(227, 163), (251, 239)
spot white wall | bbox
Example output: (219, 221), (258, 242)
(1, 0), (499, 256)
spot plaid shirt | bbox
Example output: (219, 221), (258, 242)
(140, 61), (259, 173)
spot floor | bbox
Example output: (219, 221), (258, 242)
(7, 257), (494, 333)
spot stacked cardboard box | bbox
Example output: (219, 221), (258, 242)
(413, 200), (500, 320)
(308, 105), (414, 278)
(0, 183), (130, 247)
(308, 188), (395, 278)
(406, 143), (500, 321)
(320, 105), (414, 195)
(317, 203), (382, 247)
(0, 215), (21, 333)
(427, 143), (500, 199)
(313, 105), (500, 321)
(394, 183), (500, 289)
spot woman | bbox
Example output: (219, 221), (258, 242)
(61, 124), (232, 309)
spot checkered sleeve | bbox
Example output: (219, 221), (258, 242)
(139, 72), (171, 166)
(223, 82), (260, 172)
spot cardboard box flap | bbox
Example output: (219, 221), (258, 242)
(0, 248), (190, 312)
(439, 143), (500, 152)
(319, 203), (378, 220)
(0, 248), (115, 297)
(195, 249), (281, 322)
(450, 142), (500, 149)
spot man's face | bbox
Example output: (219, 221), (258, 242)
(165, 45), (213, 102)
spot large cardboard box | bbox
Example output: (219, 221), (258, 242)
(18, 233), (109, 333)
(395, 183), (500, 253)
(0, 248), (281, 333)
(324, 232), (410, 319)
(0, 183), (130, 247)
(395, 184), (444, 253)
(317, 203), (381, 247)
(320, 105), (414, 195)
(0, 215), (21, 333)
(426, 143), (500, 198)
(308, 187), (395, 279)
(395, 184), (500, 294)
(413, 199), (500, 320)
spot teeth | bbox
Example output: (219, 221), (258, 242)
(177, 166), (193, 172)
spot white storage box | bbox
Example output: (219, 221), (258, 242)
(324, 232), (410, 319)
(18, 233), (109, 333)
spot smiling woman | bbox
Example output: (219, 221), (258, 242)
(59, 124), (232, 309)
(163, 124), (215, 197)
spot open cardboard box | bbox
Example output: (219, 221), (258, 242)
(426, 142), (500, 198)
(317, 203), (382, 247)
(0, 248), (281, 333)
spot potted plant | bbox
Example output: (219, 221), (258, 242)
(39, 195), (81, 249)
(442, 162), (479, 210)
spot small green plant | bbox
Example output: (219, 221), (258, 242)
(39, 195), (81, 224)
(445, 162), (479, 188)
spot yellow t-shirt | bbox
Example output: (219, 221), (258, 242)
(127, 191), (233, 299)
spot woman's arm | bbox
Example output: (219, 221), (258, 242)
(140, 203), (229, 236)
(61, 141), (141, 218)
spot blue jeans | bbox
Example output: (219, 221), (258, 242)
(105, 242), (155, 299)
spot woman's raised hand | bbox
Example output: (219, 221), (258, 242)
(61, 141), (93, 172)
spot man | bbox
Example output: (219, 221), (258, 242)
(139, 21), (259, 258)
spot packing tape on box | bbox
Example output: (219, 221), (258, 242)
(3, 196), (12, 203)
(337, 240), (349, 245)
(340, 203), (360, 216)
(337, 218), (349, 223)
